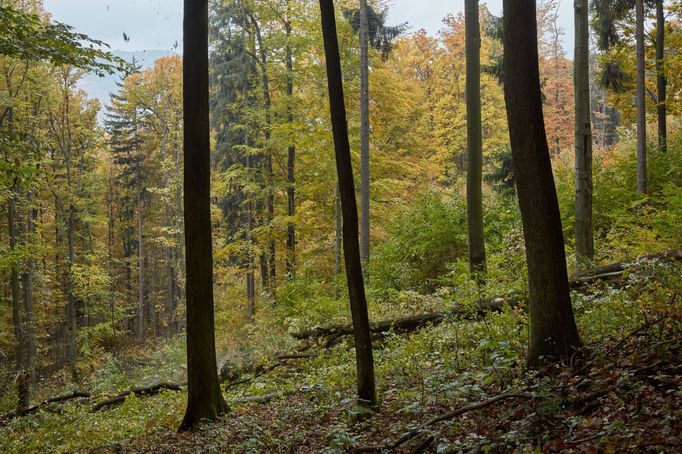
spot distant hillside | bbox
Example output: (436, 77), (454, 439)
(78, 50), (178, 121)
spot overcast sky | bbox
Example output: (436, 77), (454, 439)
(43, 0), (574, 54)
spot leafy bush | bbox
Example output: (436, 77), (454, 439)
(369, 190), (468, 293)
(554, 135), (682, 262)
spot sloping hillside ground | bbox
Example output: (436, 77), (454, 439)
(1, 255), (680, 453)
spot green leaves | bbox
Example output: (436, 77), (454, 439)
(0, 5), (129, 76)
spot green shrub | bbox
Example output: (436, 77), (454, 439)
(369, 190), (468, 293)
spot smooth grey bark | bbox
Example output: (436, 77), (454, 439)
(574, 0), (594, 262)
(359, 0), (370, 265)
(502, 0), (582, 367)
(319, 0), (377, 406)
(656, 0), (666, 152)
(635, 0), (646, 193)
(179, 0), (229, 431)
(465, 0), (487, 277)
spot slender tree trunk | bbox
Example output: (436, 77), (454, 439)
(319, 0), (377, 406)
(174, 141), (185, 331)
(8, 182), (28, 410)
(179, 0), (229, 431)
(53, 190), (65, 371)
(64, 101), (78, 381)
(136, 186), (145, 343)
(251, 14), (276, 286)
(246, 199), (256, 316)
(574, 0), (594, 263)
(58, 74), (78, 381)
(285, 8), (296, 278)
(502, 0), (582, 368)
(359, 0), (370, 266)
(656, 0), (666, 152)
(335, 182), (342, 277)
(465, 0), (487, 277)
(635, 0), (646, 193)
(161, 132), (176, 336)
(107, 166), (117, 337)
(21, 189), (36, 384)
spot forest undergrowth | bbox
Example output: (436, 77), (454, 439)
(1, 254), (680, 453)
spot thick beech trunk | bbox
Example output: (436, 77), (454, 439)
(502, 0), (582, 367)
(574, 0), (594, 262)
(179, 0), (229, 431)
(465, 0), (486, 276)
(319, 0), (377, 406)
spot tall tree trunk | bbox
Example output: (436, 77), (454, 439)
(574, 0), (594, 263)
(174, 141), (185, 331)
(465, 0), (487, 277)
(635, 0), (646, 193)
(246, 177), (256, 316)
(285, 6), (296, 278)
(8, 182), (28, 410)
(136, 186), (145, 343)
(335, 182), (342, 277)
(319, 0), (377, 406)
(161, 132), (176, 337)
(656, 0), (666, 152)
(107, 165), (117, 337)
(21, 189), (36, 386)
(53, 190), (65, 371)
(179, 0), (229, 431)
(359, 0), (370, 266)
(66, 178), (77, 380)
(502, 0), (582, 368)
(251, 14), (276, 287)
(63, 82), (78, 381)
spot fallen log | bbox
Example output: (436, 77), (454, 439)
(292, 294), (524, 342)
(90, 382), (183, 412)
(219, 349), (316, 384)
(570, 248), (681, 280)
(294, 249), (682, 342)
(0, 390), (91, 424)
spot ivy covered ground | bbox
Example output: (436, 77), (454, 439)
(1, 256), (680, 453)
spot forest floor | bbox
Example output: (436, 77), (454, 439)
(117, 314), (682, 453)
(1, 257), (681, 453)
